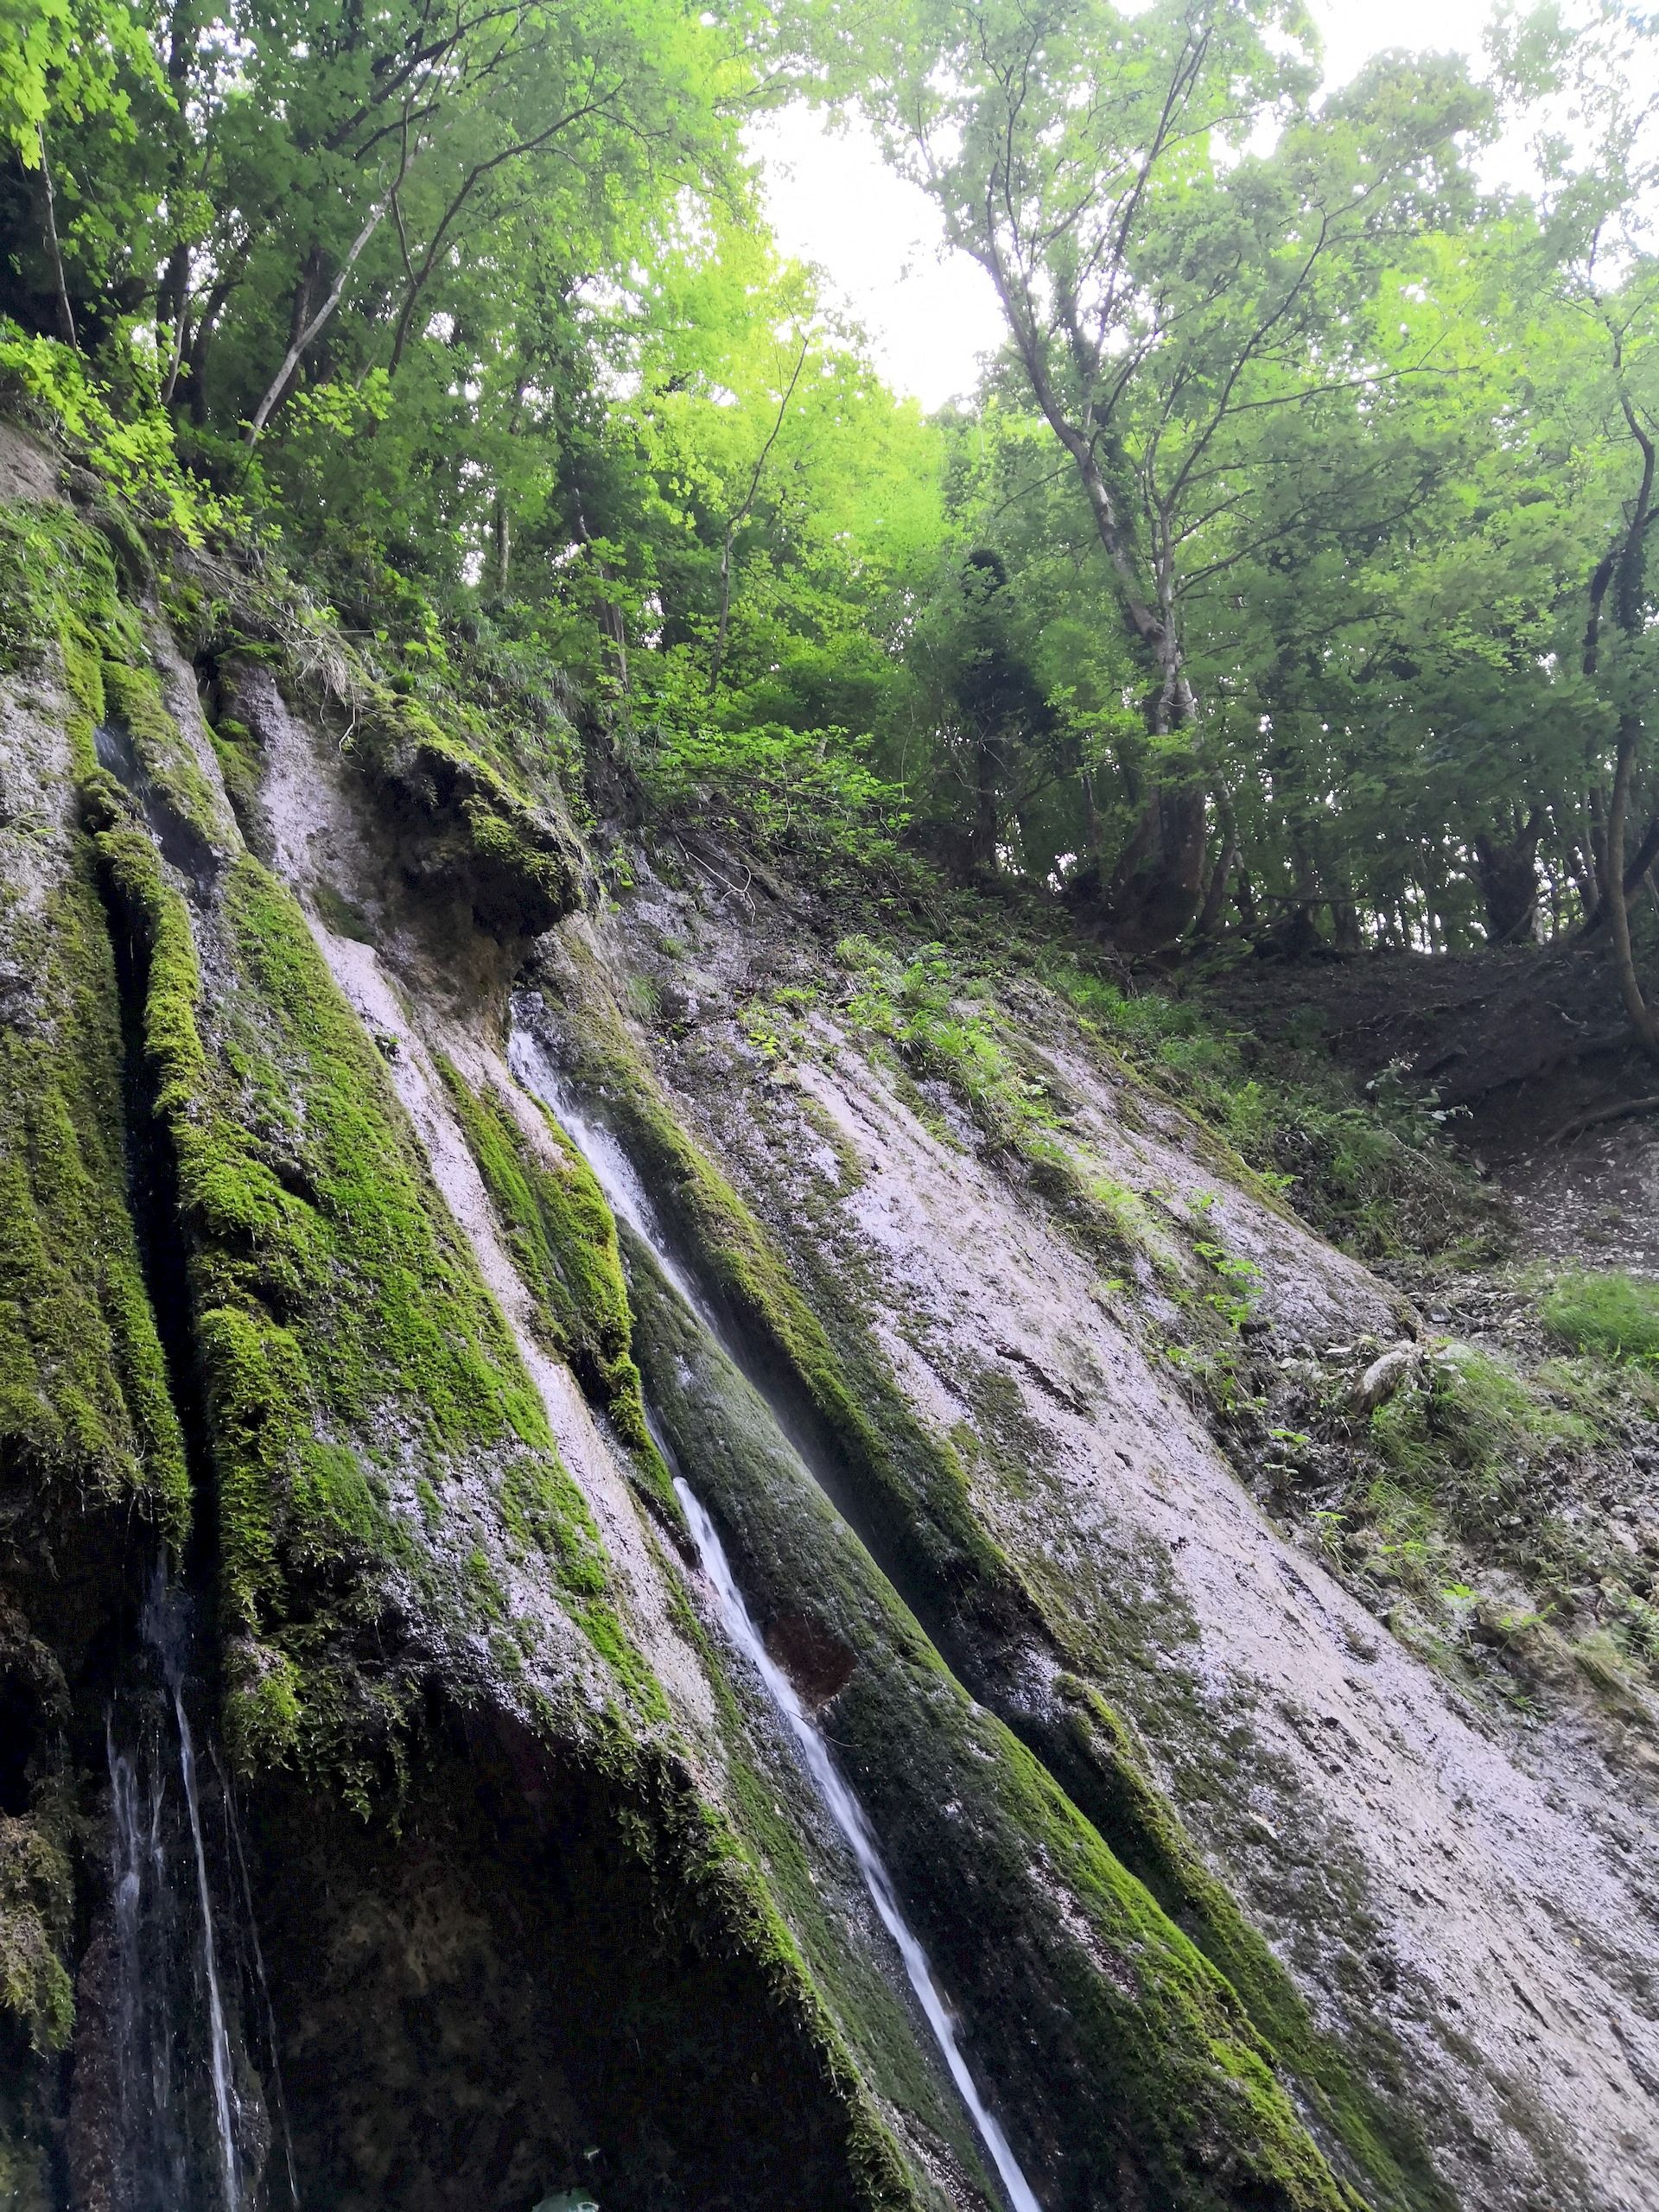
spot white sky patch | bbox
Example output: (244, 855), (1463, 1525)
(748, 0), (1503, 410)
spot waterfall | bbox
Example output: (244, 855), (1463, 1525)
(508, 1027), (1044, 2212)
(100, 1572), (291, 2212)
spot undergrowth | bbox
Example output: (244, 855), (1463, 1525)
(1039, 959), (1503, 1264)
(1542, 1269), (1659, 1364)
(1257, 1330), (1659, 1705)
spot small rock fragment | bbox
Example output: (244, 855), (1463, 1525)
(1352, 1342), (1418, 1413)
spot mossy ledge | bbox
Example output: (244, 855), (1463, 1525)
(348, 687), (588, 939)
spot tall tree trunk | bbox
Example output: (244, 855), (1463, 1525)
(1607, 716), (1659, 1059)
(1103, 569), (1206, 950)
(489, 493), (511, 595)
(1106, 779), (1207, 952)
(980, 269), (1205, 949)
(35, 126), (77, 352)
(1193, 803), (1236, 940)
(971, 736), (1000, 874)
(1474, 804), (1544, 944)
(1583, 378), (1659, 1055)
(1576, 811), (1659, 938)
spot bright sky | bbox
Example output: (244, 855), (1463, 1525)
(748, 0), (1503, 409)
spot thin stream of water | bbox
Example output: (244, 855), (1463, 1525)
(173, 1684), (243, 2212)
(212, 1742), (302, 2209)
(671, 1469), (1042, 2212)
(103, 1573), (276, 2212)
(508, 1027), (1044, 2212)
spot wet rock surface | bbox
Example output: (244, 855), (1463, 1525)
(3, 473), (1656, 2212)
(555, 854), (1659, 2212)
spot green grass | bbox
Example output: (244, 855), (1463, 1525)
(1542, 1269), (1659, 1363)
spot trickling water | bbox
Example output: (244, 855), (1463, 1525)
(508, 1024), (1044, 2212)
(101, 1573), (281, 2212)
(672, 1472), (1043, 2212)
(213, 1744), (302, 2210)
(107, 1717), (188, 2211)
(511, 1034), (709, 1322)
(174, 1682), (242, 2212)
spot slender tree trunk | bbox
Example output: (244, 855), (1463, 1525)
(245, 187), (402, 446)
(1607, 716), (1659, 1059)
(1584, 376), (1659, 1055)
(489, 493), (511, 594)
(574, 498), (628, 696)
(971, 736), (1000, 874)
(1588, 786), (1611, 906)
(1577, 811), (1659, 938)
(158, 242), (192, 404)
(1193, 803), (1236, 940)
(35, 126), (78, 352)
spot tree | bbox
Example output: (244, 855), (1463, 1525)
(1497, 0), (1659, 1053)
(858, 0), (1486, 946)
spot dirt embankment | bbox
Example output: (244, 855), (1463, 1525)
(1210, 942), (1659, 1274)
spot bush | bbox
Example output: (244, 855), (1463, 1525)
(1541, 1270), (1659, 1363)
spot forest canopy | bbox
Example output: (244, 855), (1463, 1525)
(3, 0), (1657, 1043)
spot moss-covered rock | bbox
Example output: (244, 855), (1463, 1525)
(523, 948), (1452, 2212)
(92, 824), (628, 1785)
(0, 859), (188, 1545)
(352, 692), (587, 938)
(524, 963), (1033, 1637)
(435, 1055), (674, 1511)
(631, 1247), (1359, 2212)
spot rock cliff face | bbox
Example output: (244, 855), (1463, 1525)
(1, 428), (1655, 2212)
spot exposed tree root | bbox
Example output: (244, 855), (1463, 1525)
(1549, 1093), (1659, 1145)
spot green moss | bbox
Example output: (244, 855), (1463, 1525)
(1049, 1681), (1452, 2212)
(539, 982), (1029, 1626)
(99, 656), (225, 847)
(534, 963), (1451, 2209)
(1039, 959), (1502, 1263)
(1367, 1342), (1590, 1551)
(0, 503), (143, 683)
(353, 690), (584, 936)
(207, 715), (266, 843)
(437, 1056), (675, 1513)
(93, 836), (628, 1775)
(655, 1522), (990, 2195)
(0, 856), (188, 1544)
(310, 878), (373, 942)
(621, 1750), (928, 2211)
(0, 1802), (73, 2053)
